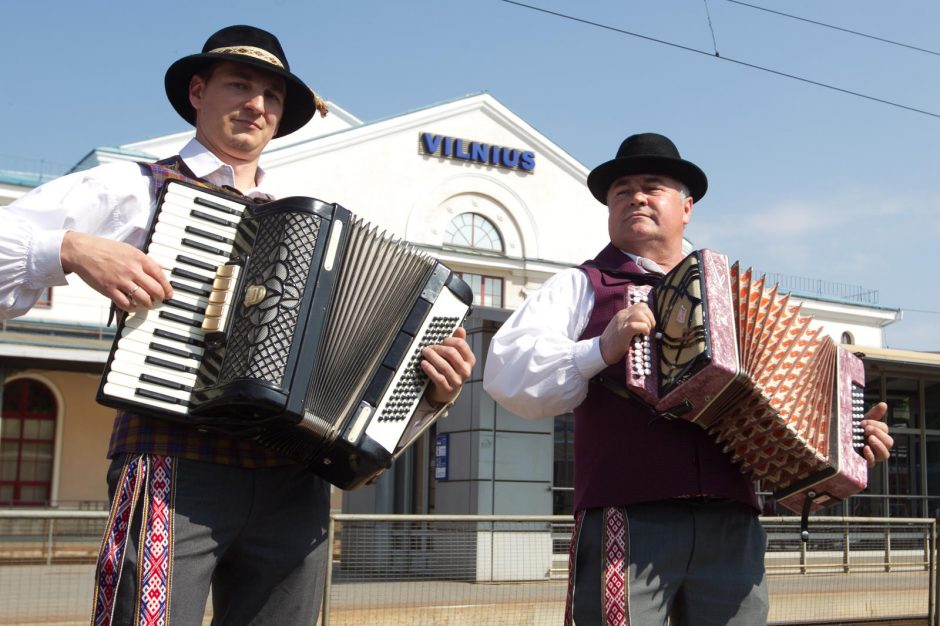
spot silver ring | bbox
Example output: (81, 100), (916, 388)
(128, 284), (141, 296)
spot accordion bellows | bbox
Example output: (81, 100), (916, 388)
(624, 250), (868, 513)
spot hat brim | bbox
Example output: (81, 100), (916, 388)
(587, 156), (708, 205)
(165, 53), (317, 138)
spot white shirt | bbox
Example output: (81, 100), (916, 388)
(482, 251), (662, 421)
(0, 139), (275, 319)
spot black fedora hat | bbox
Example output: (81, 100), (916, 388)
(165, 25), (326, 138)
(587, 133), (708, 205)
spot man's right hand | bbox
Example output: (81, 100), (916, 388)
(60, 231), (173, 312)
(599, 302), (656, 365)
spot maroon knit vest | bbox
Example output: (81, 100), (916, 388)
(572, 243), (757, 512)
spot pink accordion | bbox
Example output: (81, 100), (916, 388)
(624, 249), (868, 514)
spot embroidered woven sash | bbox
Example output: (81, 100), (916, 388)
(564, 507), (630, 626)
(91, 454), (176, 626)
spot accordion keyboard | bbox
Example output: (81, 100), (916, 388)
(101, 183), (250, 415)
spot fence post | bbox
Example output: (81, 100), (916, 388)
(843, 521), (850, 573)
(45, 518), (54, 566)
(800, 534), (808, 575)
(321, 515), (336, 626)
(884, 524), (892, 573)
(927, 526), (932, 573)
(930, 520), (937, 626)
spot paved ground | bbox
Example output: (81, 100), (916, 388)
(0, 563), (933, 625)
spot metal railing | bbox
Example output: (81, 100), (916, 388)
(324, 514), (937, 626)
(0, 510), (935, 625)
(755, 271), (880, 305)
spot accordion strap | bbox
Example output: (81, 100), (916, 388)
(580, 260), (663, 286)
(592, 375), (694, 421)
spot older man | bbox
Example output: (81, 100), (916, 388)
(483, 133), (892, 625)
(0, 25), (474, 625)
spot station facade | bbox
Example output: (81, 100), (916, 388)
(1, 93), (934, 519)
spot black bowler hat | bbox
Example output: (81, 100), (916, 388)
(587, 133), (708, 205)
(164, 25), (327, 138)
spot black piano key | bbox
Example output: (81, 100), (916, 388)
(145, 355), (198, 375)
(185, 225), (234, 246)
(194, 195), (243, 216)
(170, 280), (211, 298)
(181, 238), (227, 258)
(172, 267), (213, 285)
(139, 373), (193, 393)
(190, 209), (238, 229)
(159, 311), (202, 328)
(153, 327), (205, 348)
(150, 341), (200, 361)
(176, 255), (219, 273)
(164, 298), (206, 315)
(136, 387), (191, 406)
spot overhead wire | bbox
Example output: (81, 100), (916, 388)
(726, 0), (940, 58)
(702, 0), (721, 56)
(497, 0), (940, 120)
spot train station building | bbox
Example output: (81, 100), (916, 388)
(1, 93), (937, 520)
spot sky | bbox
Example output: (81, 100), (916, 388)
(2, 0), (939, 351)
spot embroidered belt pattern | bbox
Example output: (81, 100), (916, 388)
(603, 507), (628, 626)
(563, 510), (585, 626)
(137, 456), (175, 625)
(91, 455), (176, 626)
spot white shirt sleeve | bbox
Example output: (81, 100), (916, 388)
(0, 162), (153, 319)
(482, 268), (610, 420)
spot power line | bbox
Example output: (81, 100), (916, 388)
(726, 0), (940, 58)
(498, 0), (940, 120)
(703, 0), (721, 56)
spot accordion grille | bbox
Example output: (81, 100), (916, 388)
(216, 210), (322, 388)
(654, 254), (708, 394)
(304, 219), (436, 424)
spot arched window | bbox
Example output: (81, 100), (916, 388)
(841, 332), (854, 345)
(444, 213), (504, 253)
(0, 379), (57, 506)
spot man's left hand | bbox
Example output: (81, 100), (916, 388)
(861, 401), (893, 468)
(421, 326), (476, 406)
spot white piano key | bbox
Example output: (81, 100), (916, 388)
(147, 244), (227, 276)
(124, 309), (207, 342)
(167, 274), (214, 299)
(153, 255), (216, 287)
(107, 370), (193, 402)
(126, 303), (203, 328)
(162, 289), (211, 312)
(122, 316), (205, 345)
(118, 326), (205, 360)
(151, 232), (230, 265)
(153, 220), (235, 249)
(164, 186), (247, 213)
(159, 200), (243, 229)
(115, 336), (201, 369)
(108, 356), (197, 388)
(102, 381), (190, 415)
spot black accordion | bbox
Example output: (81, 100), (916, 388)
(97, 180), (473, 489)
